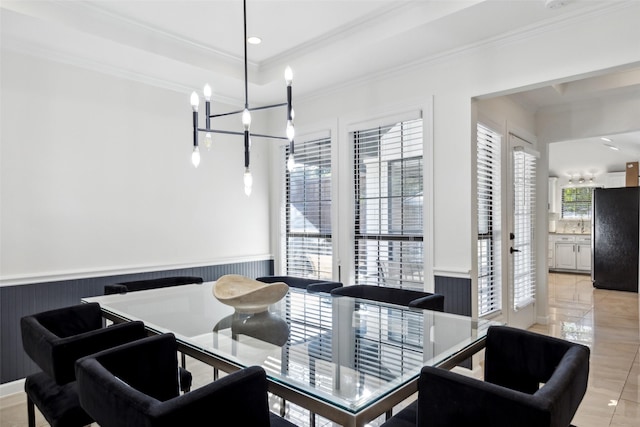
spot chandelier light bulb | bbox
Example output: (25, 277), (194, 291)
(191, 146), (201, 168)
(203, 84), (212, 101)
(286, 120), (295, 141)
(242, 108), (252, 130)
(243, 168), (253, 196)
(284, 66), (293, 85)
(190, 91), (199, 112)
(204, 133), (212, 149)
(287, 154), (295, 172)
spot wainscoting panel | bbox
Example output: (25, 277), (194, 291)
(434, 275), (472, 316)
(0, 260), (273, 384)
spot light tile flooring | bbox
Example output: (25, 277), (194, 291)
(1, 272), (638, 426)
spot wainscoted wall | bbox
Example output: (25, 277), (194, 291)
(0, 259), (273, 384)
(434, 275), (472, 316)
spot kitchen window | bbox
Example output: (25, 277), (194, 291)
(561, 187), (593, 219)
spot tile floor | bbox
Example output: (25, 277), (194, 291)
(1, 272), (638, 426)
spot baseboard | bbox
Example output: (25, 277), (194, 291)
(0, 378), (24, 397)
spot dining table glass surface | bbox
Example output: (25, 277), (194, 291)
(84, 281), (494, 415)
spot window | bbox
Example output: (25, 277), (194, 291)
(512, 146), (537, 310)
(561, 187), (593, 219)
(477, 123), (501, 316)
(354, 118), (423, 290)
(284, 136), (332, 280)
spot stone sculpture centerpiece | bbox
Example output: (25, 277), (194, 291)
(213, 274), (288, 313)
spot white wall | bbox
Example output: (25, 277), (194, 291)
(0, 51), (271, 284)
(281, 2), (640, 323)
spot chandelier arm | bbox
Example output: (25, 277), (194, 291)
(197, 128), (245, 137)
(249, 102), (288, 112)
(210, 109), (245, 119)
(196, 128), (288, 141)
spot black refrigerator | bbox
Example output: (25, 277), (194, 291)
(592, 187), (639, 292)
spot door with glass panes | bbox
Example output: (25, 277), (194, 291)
(507, 133), (538, 329)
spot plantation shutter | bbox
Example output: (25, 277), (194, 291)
(353, 118), (424, 290)
(477, 123), (502, 316)
(284, 136), (332, 279)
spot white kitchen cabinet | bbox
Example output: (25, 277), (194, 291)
(550, 234), (591, 272)
(604, 172), (625, 188)
(555, 242), (577, 269)
(548, 177), (558, 212)
(576, 236), (592, 271)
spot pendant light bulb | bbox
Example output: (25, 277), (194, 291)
(286, 120), (295, 141)
(191, 146), (201, 168)
(204, 133), (212, 149)
(190, 91), (199, 112)
(287, 154), (295, 172)
(284, 66), (293, 86)
(242, 108), (252, 130)
(203, 84), (212, 101)
(243, 168), (253, 196)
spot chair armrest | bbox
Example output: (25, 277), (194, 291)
(28, 320), (146, 384)
(418, 366), (553, 427)
(152, 366), (272, 426)
(307, 281), (343, 293)
(104, 284), (128, 295)
(408, 294), (444, 312)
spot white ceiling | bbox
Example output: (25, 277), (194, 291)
(2, 0), (638, 177)
(508, 67), (640, 177)
(1, 0), (628, 105)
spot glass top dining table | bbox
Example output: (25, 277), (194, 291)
(84, 281), (497, 427)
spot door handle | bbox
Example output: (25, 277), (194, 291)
(510, 247), (521, 254)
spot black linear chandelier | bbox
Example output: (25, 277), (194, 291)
(189, 0), (295, 196)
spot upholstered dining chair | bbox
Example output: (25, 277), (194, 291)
(380, 325), (590, 427)
(75, 333), (297, 427)
(104, 275), (203, 370)
(256, 275), (343, 293)
(20, 303), (148, 427)
(330, 284), (445, 312)
(104, 275), (203, 295)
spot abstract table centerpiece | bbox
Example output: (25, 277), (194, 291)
(213, 274), (288, 313)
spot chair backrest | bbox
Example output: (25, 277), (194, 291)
(256, 275), (343, 293)
(331, 285), (444, 311)
(484, 326), (590, 426)
(76, 334), (273, 427)
(485, 326), (589, 392)
(416, 326), (590, 427)
(21, 303), (146, 384)
(104, 276), (203, 295)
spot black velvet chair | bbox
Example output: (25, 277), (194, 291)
(330, 285), (444, 312)
(256, 275), (343, 293)
(104, 276), (203, 295)
(20, 303), (148, 427)
(381, 326), (590, 427)
(75, 333), (297, 427)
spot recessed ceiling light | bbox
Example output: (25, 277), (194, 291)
(604, 143), (620, 151)
(601, 137), (612, 142)
(247, 36), (262, 45)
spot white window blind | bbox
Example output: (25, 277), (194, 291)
(512, 147), (536, 310)
(284, 136), (332, 280)
(561, 187), (594, 219)
(353, 118), (423, 290)
(477, 123), (501, 316)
